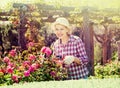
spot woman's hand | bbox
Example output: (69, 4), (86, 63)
(63, 56), (74, 65)
(74, 57), (81, 65)
(63, 56), (81, 65)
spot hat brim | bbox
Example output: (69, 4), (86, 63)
(52, 22), (70, 30)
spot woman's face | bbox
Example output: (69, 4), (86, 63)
(54, 24), (69, 39)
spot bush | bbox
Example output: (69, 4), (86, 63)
(0, 43), (67, 86)
(90, 60), (120, 79)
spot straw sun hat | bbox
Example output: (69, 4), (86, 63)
(52, 17), (70, 29)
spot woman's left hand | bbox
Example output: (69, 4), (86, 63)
(74, 57), (81, 65)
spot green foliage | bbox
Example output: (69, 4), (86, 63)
(94, 43), (102, 64)
(90, 61), (120, 79)
(69, 8), (83, 27)
(112, 51), (118, 61)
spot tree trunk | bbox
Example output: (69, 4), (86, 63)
(82, 8), (94, 75)
(117, 41), (120, 61)
(102, 43), (107, 64)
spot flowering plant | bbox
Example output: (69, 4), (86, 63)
(0, 43), (67, 85)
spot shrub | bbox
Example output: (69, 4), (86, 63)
(0, 43), (67, 85)
(90, 60), (120, 79)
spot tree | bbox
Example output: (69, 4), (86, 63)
(94, 20), (118, 64)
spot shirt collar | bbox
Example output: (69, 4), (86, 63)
(58, 35), (74, 44)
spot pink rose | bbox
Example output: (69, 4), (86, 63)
(23, 61), (31, 66)
(28, 54), (36, 61)
(50, 71), (56, 77)
(28, 63), (39, 73)
(12, 75), (19, 83)
(3, 57), (10, 63)
(41, 46), (47, 53)
(6, 66), (13, 74)
(40, 46), (52, 57)
(24, 70), (30, 77)
(45, 47), (52, 57)
(28, 65), (35, 73)
(7, 62), (15, 68)
(31, 63), (38, 69)
(9, 49), (16, 57)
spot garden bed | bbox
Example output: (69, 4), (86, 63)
(0, 78), (120, 88)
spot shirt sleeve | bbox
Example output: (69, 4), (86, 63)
(76, 38), (89, 66)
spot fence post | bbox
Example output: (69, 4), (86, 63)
(18, 5), (28, 50)
(82, 8), (94, 76)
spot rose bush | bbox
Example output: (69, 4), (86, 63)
(0, 42), (67, 85)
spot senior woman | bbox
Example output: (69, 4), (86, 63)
(51, 17), (89, 80)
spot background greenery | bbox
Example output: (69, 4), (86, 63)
(1, 0), (120, 11)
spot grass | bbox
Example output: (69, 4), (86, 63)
(0, 78), (120, 88)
